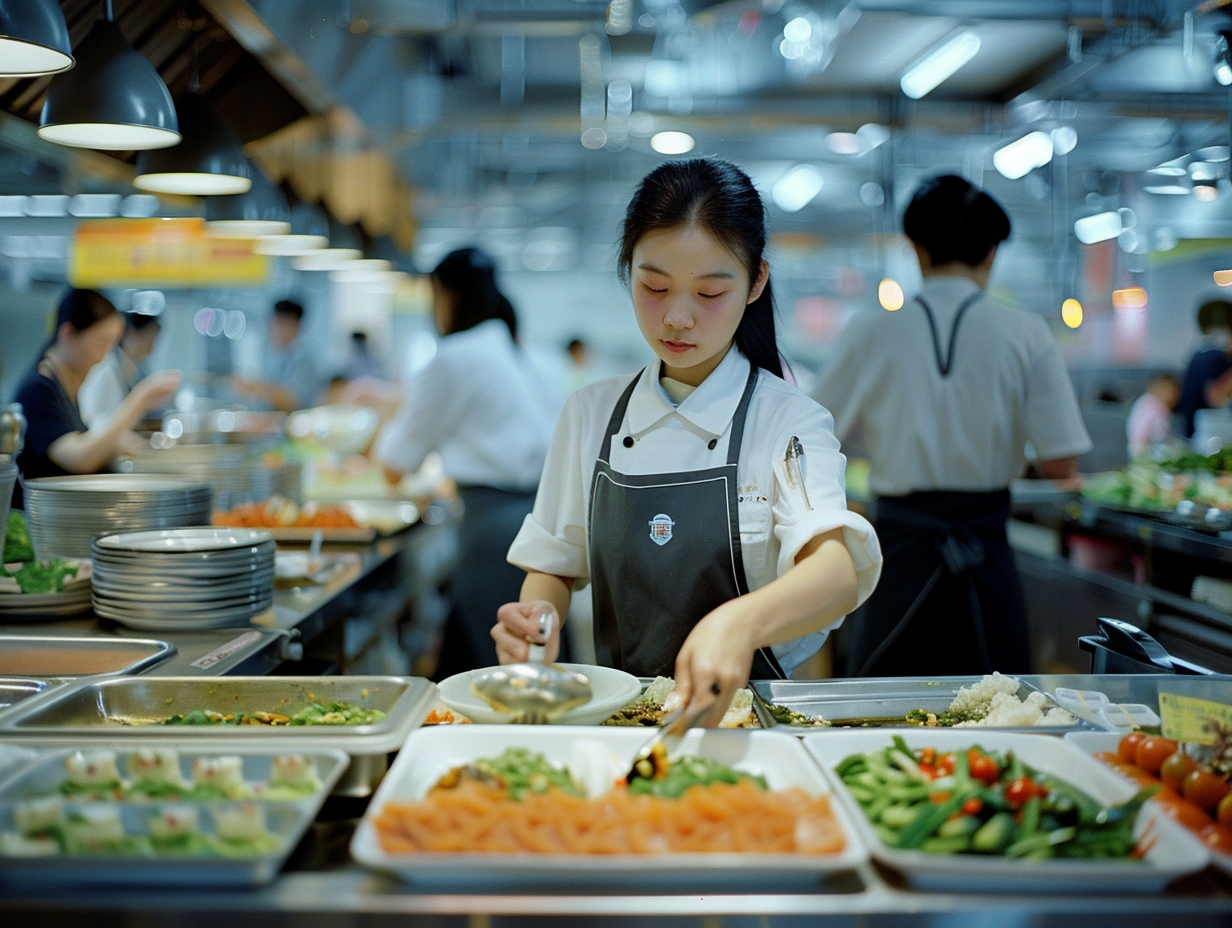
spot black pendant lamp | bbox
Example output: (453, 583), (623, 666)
(133, 95), (250, 196)
(38, 15), (178, 150)
(206, 162), (291, 236)
(0, 0), (74, 76)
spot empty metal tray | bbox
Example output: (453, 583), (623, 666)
(751, 676), (1087, 733)
(0, 635), (174, 678)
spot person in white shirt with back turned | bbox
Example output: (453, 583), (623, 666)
(374, 247), (562, 677)
(814, 175), (1091, 677)
(78, 312), (162, 428)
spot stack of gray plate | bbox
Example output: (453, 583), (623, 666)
(90, 527), (275, 630)
(116, 445), (302, 511)
(24, 475), (213, 560)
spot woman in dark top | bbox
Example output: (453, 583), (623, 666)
(13, 289), (180, 501)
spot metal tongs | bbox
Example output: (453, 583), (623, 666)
(625, 696), (715, 784)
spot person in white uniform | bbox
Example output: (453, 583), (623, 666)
(374, 247), (561, 677)
(814, 175), (1092, 677)
(496, 159), (882, 725)
(78, 312), (162, 428)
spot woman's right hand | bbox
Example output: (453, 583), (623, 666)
(130, 370), (182, 413)
(492, 601), (561, 664)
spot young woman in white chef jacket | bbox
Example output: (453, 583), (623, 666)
(495, 159), (882, 724)
(374, 248), (563, 678)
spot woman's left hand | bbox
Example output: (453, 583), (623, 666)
(671, 600), (756, 728)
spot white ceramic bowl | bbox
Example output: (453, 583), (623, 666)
(437, 662), (641, 725)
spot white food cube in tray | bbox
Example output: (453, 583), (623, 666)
(804, 729), (1210, 894)
(349, 726), (869, 889)
(0, 746), (348, 887)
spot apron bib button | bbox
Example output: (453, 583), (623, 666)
(707, 438), (718, 450)
(623, 436), (634, 448)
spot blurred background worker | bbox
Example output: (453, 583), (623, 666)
(1177, 298), (1232, 439)
(374, 247), (563, 677)
(344, 330), (387, 382)
(79, 312), (163, 428)
(232, 299), (323, 412)
(1126, 373), (1181, 459)
(814, 175), (1092, 678)
(13, 289), (180, 505)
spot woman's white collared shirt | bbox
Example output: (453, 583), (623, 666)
(507, 348), (882, 674)
(374, 319), (558, 490)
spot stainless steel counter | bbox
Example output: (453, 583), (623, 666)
(0, 533), (413, 676)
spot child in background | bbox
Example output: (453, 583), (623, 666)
(1127, 373), (1181, 458)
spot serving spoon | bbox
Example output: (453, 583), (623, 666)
(470, 612), (593, 724)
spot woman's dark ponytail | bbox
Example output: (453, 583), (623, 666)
(432, 247), (518, 341)
(618, 158), (783, 378)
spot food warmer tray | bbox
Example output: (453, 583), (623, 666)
(0, 676), (437, 797)
(0, 677), (57, 724)
(0, 745), (348, 887)
(750, 676), (1092, 734)
(0, 635), (175, 678)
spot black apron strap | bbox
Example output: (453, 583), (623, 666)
(917, 291), (982, 377)
(725, 366), (760, 468)
(599, 371), (643, 463)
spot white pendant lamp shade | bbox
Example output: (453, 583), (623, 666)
(253, 235), (328, 256)
(134, 95), (250, 196)
(206, 164), (291, 236)
(0, 0), (74, 76)
(38, 19), (179, 150)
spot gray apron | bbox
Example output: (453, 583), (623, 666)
(587, 367), (785, 680)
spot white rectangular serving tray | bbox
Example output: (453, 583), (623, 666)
(1065, 729), (1232, 878)
(350, 726), (868, 889)
(0, 745), (348, 888)
(804, 729), (1209, 894)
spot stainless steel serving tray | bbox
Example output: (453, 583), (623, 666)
(0, 635), (174, 678)
(0, 745), (348, 888)
(0, 675), (438, 797)
(750, 676), (1090, 734)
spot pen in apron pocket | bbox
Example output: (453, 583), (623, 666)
(784, 436), (812, 510)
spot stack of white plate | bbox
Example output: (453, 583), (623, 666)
(90, 528), (275, 630)
(25, 475), (213, 560)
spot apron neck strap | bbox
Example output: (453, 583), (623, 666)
(916, 291), (982, 377)
(599, 371), (643, 462)
(599, 364), (761, 464)
(725, 365), (760, 466)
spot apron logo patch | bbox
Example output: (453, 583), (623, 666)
(648, 513), (674, 546)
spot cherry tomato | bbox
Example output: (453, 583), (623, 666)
(1183, 768), (1232, 812)
(1118, 732), (1146, 764)
(968, 750), (1000, 785)
(1217, 792), (1232, 830)
(1096, 753), (1159, 788)
(1201, 823), (1232, 855)
(1160, 751), (1199, 792)
(961, 797), (983, 816)
(930, 791), (952, 804)
(919, 747), (937, 766)
(1004, 776), (1049, 808)
(936, 754), (956, 777)
(1134, 736), (1179, 776)
(1156, 795), (1213, 832)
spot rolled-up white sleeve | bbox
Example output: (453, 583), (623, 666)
(373, 358), (453, 475)
(507, 391), (592, 585)
(770, 405), (882, 608)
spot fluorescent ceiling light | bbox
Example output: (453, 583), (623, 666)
(207, 220), (291, 238)
(772, 165), (824, 212)
(878, 278), (904, 311)
(1112, 287), (1148, 312)
(1144, 185), (1190, 195)
(856, 123), (891, 150)
(1051, 126), (1078, 155)
(993, 131), (1053, 180)
(1194, 178), (1221, 201)
(1061, 298), (1083, 329)
(1074, 211), (1122, 244)
(291, 249), (362, 271)
(825, 132), (861, 155)
(650, 131), (694, 155)
(253, 235), (328, 256)
(1214, 269), (1232, 287)
(1148, 165), (1187, 177)
(900, 30), (981, 100)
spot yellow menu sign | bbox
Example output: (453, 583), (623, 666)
(70, 218), (268, 287)
(1158, 692), (1232, 744)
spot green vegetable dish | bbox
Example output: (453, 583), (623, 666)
(626, 755), (766, 799)
(1, 558), (79, 594)
(836, 736), (1156, 860)
(3, 510), (33, 563)
(159, 701), (386, 727)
